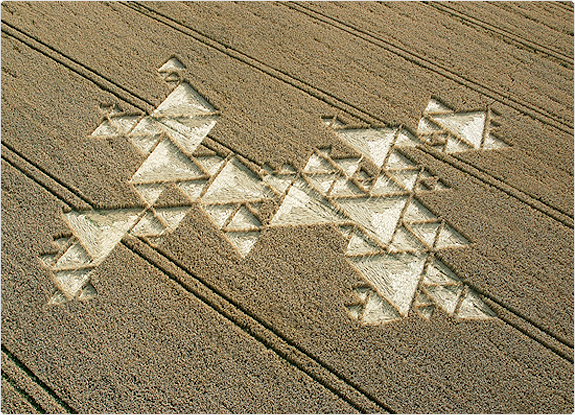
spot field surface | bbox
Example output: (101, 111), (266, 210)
(1, 2), (573, 413)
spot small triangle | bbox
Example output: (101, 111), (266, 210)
(422, 258), (461, 286)
(426, 284), (463, 315)
(350, 253), (426, 317)
(48, 291), (69, 305)
(158, 117), (218, 156)
(354, 287), (372, 303)
(130, 139), (205, 184)
(395, 129), (423, 147)
(279, 163), (297, 174)
(385, 150), (418, 170)
(330, 177), (365, 198)
(176, 180), (208, 202)
(389, 226), (426, 252)
(430, 112), (486, 149)
(65, 209), (141, 264)
(195, 155), (225, 176)
(225, 231), (260, 258)
(418, 305), (435, 319)
(304, 153), (336, 174)
(389, 170), (420, 191)
(225, 206), (262, 231)
(306, 174), (338, 196)
(53, 236), (72, 251)
(134, 183), (166, 206)
(457, 289), (495, 319)
(483, 133), (509, 150)
(155, 207), (189, 231)
(403, 200), (436, 223)
(52, 269), (92, 299)
(436, 224), (469, 248)
(410, 222), (441, 248)
(417, 117), (442, 134)
(129, 135), (161, 156)
(415, 291), (432, 306)
(53, 243), (92, 270)
(40, 254), (58, 267)
(202, 158), (274, 204)
(336, 128), (397, 168)
(263, 174), (295, 195)
(337, 225), (355, 239)
(162, 72), (180, 83)
(203, 204), (237, 229)
(445, 137), (473, 153)
(270, 178), (349, 226)
(332, 157), (361, 177)
(91, 120), (118, 137)
(131, 211), (165, 237)
(335, 196), (408, 245)
(78, 283), (97, 300)
(371, 174), (405, 196)
(154, 183), (193, 208)
(424, 99), (453, 114)
(158, 57), (186, 73)
(360, 290), (401, 325)
(110, 116), (140, 135)
(153, 82), (216, 117)
(345, 231), (382, 256)
(322, 116), (346, 128)
(146, 236), (164, 247)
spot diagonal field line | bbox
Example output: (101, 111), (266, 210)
(426, 2), (573, 67)
(1, 345), (77, 414)
(286, 1), (573, 133)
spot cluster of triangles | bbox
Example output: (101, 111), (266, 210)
(40, 235), (97, 304)
(347, 256), (494, 325)
(414, 258), (495, 320)
(417, 99), (508, 153)
(201, 157), (276, 258)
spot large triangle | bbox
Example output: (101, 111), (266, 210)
(130, 138), (205, 184)
(153, 83), (216, 117)
(270, 178), (349, 226)
(65, 209), (142, 264)
(350, 253), (427, 317)
(157, 117), (218, 156)
(335, 196), (408, 245)
(335, 128), (397, 168)
(202, 158), (274, 204)
(430, 112), (486, 149)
